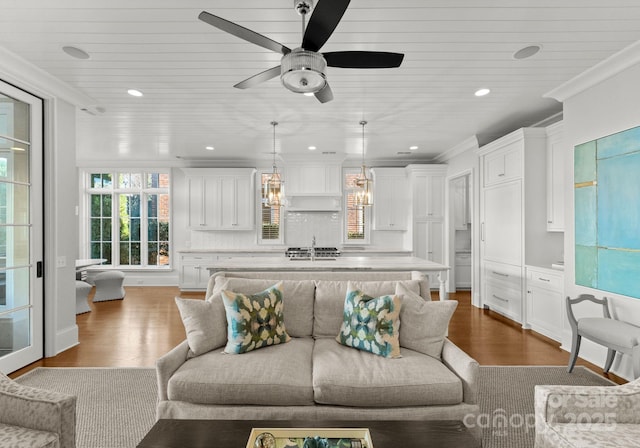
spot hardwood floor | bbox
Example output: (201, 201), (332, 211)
(10, 287), (626, 383)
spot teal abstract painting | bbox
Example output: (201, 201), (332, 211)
(575, 126), (640, 298)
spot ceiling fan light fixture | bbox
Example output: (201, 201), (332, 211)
(281, 48), (327, 94)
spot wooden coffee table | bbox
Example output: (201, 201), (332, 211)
(137, 419), (480, 448)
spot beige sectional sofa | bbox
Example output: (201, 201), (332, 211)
(156, 271), (480, 440)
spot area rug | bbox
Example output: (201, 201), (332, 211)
(15, 365), (615, 448)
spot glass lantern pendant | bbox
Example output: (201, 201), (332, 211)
(263, 121), (284, 208)
(354, 120), (373, 207)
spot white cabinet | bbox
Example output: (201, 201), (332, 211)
(455, 252), (472, 288)
(526, 266), (564, 341)
(179, 253), (216, 290)
(478, 128), (559, 325)
(409, 167), (445, 220)
(414, 219), (444, 288)
(183, 168), (256, 230)
(546, 122), (565, 232)
(371, 168), (408, 230)
(284, 163), (341, 196)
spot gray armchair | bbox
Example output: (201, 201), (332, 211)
(0, 371), (76, 448)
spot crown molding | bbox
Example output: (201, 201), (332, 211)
(544, 40), (640, 102)
(0, 46), (95, 106)
(433, 135), (479, 163)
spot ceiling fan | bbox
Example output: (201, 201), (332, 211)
(198, 0), (404, 103)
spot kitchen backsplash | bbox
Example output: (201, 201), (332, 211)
(285, 211), (342, 247)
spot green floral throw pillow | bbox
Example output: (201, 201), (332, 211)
(221, 282), (291, 354)
(336, 286), (402, 358)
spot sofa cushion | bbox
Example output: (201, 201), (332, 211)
(0, 423), (60, 448)
(336, 284), (402, 358)
(221, 282), (291, 354)
(175, 297), (227, 356)
(314, 279), (421, 338)
(396, 283), (458, 359)
(212, 277), (315, 337)
(312, 338), (463, 407)
(168, 338), (315, 406)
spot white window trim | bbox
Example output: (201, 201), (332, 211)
(342, 167), (371, 245)
(256, 169), (285, 245)
(79, 169), (172, 269)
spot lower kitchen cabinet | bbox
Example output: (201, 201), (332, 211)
(525, 266), (564, 342)
(179, 254), (216, 290)
(482, 261), (523, 323)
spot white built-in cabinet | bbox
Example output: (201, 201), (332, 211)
(452, 176), (470, 230)
(526, 265), (564, 342)
(371, 168), (408, 230)
(284, 163), (341, 195)
(183, 168), (256, 230)
(478, 128), (558, 325)
(546, 122), (565, 232)
(406, 165), (447, 288)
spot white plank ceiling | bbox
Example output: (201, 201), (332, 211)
(1, 0), (640, 164)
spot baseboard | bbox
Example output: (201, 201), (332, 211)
(54, 324), (78, 356)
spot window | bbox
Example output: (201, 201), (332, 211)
(258, 172), (283, 244)
(83, 170), (170, 268)
(344, 168), (370, 243)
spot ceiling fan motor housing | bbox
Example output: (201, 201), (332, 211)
(281, 48), (327, 93)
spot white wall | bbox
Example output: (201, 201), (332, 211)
(559, 58), (640, 380)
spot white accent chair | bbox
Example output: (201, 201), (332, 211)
(0, 371), (76, 448)
(92, 270), (126, 302)
(566, 294), (640, 379)
(535, 378), (640, 448)
(75, 280), (92, 314)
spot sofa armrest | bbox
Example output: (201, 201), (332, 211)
(156, 340), (190, 401)
(0, 373), (76, 448)
(441, 338), (479, 405)
(535, 378), (640, 427)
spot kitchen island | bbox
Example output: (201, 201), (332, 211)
(207, 256), (450, 300)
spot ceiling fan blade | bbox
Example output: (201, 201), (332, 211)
(234, 66), (282, 89)
(324, 51), (405, 68)
(314, 83), (334, 103)
(199, 11), (291, 55)
(302, 0), (350, 52)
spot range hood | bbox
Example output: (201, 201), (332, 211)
(285, 195), (342, 212)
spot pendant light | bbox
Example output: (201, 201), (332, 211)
(263, 121), (284, 207)
(354, 120), (373, 207)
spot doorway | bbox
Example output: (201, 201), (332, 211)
(446, 171), (473, 296)
(0, 81), (44, 374)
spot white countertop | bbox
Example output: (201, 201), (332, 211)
(178, 247), (413, 254)
(207, 256), (448, 272)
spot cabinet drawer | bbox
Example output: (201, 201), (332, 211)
(527, 270), (562, 291)
(485, 280), (522, 321)
(484, 262), (522, 290)
(181, 254), (216, 263)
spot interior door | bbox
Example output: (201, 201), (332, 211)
(0, 81), (43, 374)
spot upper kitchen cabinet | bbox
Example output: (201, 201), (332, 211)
(483, 140), (522, 187)
(546, 122), (565, 232)
(183, 168), (256, 230)
(284, 163), (341, 196)
(371, 168), (409, 230)
(406, 165), (447, 220)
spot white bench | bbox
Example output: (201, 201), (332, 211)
(567, 294), (640, 379)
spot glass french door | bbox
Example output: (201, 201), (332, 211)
(0, 81), (43, 374)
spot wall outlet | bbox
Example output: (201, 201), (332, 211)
(56, 256), (67, 268)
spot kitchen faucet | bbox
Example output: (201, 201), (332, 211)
(311, 235), (316, 261)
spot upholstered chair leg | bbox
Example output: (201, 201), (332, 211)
(604, 348), (616, 373)
(567, 334), (581, 373)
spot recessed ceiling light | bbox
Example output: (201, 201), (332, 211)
(127, 89), (143, 97)
(409, 146), (418, 150)
(62, 46), (90, 60)
(474, 88), (491, 97)
(205, 146), (215, 151)
(513, 45), (542, 60)
(308, 146), (317, 151)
